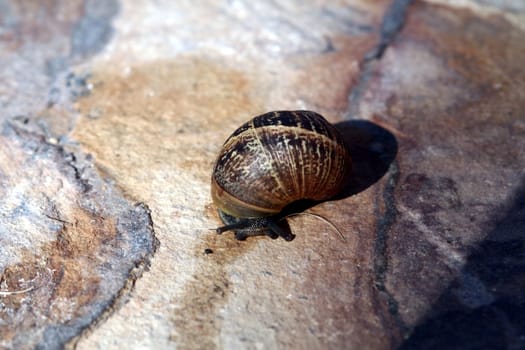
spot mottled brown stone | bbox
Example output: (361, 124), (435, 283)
(354, 1), (525, 348)
(0, 122), (157, 349)
(1, 0), (524, 349)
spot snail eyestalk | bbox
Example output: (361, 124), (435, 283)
(215, 221), (249, 234)
(283, 212), (346, 242)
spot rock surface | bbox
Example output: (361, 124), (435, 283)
(0, 0), (523, 349)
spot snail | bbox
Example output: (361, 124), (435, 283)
(211, 110), (351, 241)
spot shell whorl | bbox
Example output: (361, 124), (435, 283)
(211, 110), (350, 218)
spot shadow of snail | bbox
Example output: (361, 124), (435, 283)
(210, 110), (398, 241)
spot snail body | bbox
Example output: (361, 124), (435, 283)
(211, 110), (350, 240)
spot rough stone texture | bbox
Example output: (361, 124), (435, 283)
(362, 2), (525, 349)
(0, 0), (523, 349)
(0, 121), (158, 350)
(0, 2), (157, 349)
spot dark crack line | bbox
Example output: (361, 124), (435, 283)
(372, 161), (408, 334)
(6, 119), (93, 193)
(347, 0), (412, 307)
(345, 0), (414, 323)
(61, 150), (94, 193)
(367, 0), (415, 61)
(343, 0), (415, 336)
(44, 214), (73, 225)
(347, 0), (415, 118)
(67, 202), (160, 349)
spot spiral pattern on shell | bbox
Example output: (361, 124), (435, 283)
(211, 110), (351, 219)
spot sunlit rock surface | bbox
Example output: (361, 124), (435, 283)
(0, 1), (523, 349)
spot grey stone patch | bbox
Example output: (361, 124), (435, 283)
(70, 0), (119, 59)
(0, 120), (159, 350)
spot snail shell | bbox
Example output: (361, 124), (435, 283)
(211, 110), (350, 239)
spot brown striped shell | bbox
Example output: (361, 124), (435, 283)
(211, 110), (351, 219)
